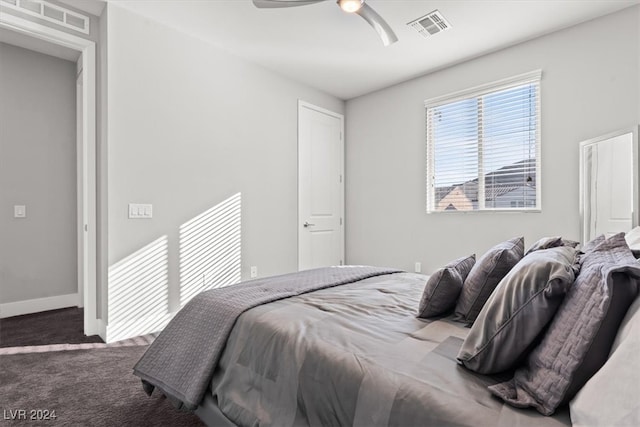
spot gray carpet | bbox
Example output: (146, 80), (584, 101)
(0, 308), (104, 348)
(0, 344), (205, 426)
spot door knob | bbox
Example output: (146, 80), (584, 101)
(303, 221), (315, 228)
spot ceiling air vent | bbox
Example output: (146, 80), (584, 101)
(408, 10), (451, 38)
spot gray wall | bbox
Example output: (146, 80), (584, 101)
(0, 43), (77, 303)
(345, 7), (640, 274)
(104, 5), (344, 339)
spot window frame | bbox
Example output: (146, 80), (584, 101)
(425, 70), (542, 214)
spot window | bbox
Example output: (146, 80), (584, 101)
(425, 71), (541, 212)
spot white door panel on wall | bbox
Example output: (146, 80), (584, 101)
(298, 102), (344, 271)
(595, 133), (633, 237)
(583, 131), (634, 241)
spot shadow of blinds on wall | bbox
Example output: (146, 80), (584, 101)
(425, 70), (541, 213)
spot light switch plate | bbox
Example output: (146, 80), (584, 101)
(14, 205), (26, 218)
(129, 203), (153, 219)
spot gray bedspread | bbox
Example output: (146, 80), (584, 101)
(210, 272), (572, 427)
(133, 266), (401, 409)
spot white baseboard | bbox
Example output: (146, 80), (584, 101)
(0, 293), (80, 319)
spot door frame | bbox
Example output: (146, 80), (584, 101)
(579, 125), (640, 244)
(297, 100), (345, 270)
(0, 13), (98, 335)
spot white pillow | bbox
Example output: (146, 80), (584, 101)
(625, 226), (640, 250)
(569, 295), (640, 426)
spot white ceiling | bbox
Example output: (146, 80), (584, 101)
(23, 0), (640, 100)
(104, 0), (639, 100)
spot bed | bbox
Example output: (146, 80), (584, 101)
(134, 266), (575, 426)
(203, 271), (573, 427)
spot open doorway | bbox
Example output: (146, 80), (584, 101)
(0, 13), (98, 338)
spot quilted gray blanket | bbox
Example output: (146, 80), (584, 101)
(133, 266), (401, 409)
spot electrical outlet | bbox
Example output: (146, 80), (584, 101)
(14, 205), (26, 218)
(250, 266), (258, 278)
(414, 262), (422, 273)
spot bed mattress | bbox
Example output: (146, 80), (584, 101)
(205, 272), (571, 426)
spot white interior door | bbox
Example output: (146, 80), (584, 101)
(298, 101), (344, 270)
(594, 133), (633, 237)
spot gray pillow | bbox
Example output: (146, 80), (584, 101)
(457, 246), (577, 374)
(561, 239), (579, 249)
(489, 233), (640, 415)
(580, 234), (605, 253)
(417, 255), (475, 318)
(524, 236), (563, 256)
(454, 237), (524, 324)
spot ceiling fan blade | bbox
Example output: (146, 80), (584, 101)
(355, 3), (398, 46)
(252, 0), (325, 8)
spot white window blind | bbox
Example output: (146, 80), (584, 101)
(425, 71), (541, 213)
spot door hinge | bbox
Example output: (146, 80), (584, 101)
(339, 174), (343, 183)
(340, 217), (343, 226)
